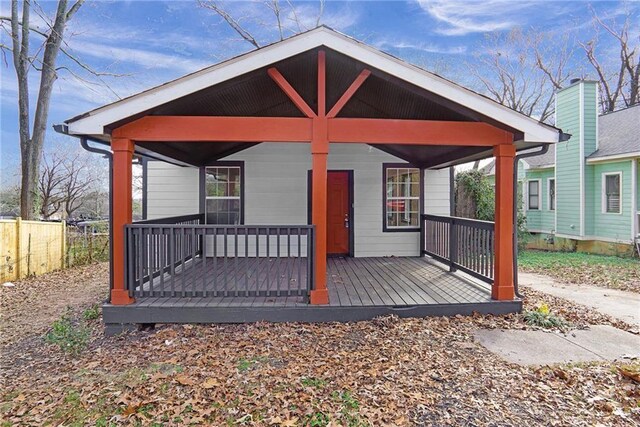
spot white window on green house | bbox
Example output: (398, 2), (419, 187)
(205, 165), (243, 224)
(603, 172), (622, 214)
(548, 179), (555, 211)
(527, 180), (540, 210)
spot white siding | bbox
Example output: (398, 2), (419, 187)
(146, 143), (452, 257)
(146, 161), (199, 219)
(424, 168), (451, 215)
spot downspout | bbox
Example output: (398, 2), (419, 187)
(512, 144), (550, 298)
(80, 136), (114, 297)
(53, 124), (115, 297)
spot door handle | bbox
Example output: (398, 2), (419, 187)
(344, 214), (349, 229)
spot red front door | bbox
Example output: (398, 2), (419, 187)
(326, 171), (350, 255)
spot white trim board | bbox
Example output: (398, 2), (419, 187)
(631, 160), (637, 239)
(586, 152), (640, 163)
(65, 27), (560, 144)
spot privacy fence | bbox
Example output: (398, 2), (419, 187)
(0, 218), (109, 282)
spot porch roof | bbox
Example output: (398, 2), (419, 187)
(62, 26), (563, 169)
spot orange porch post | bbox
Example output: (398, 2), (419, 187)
(110, 137), (135, 305)
(310, 50), (329, 305)
(493, 144), (516, 300)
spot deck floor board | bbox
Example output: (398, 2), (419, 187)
(128, 256), (493, 308)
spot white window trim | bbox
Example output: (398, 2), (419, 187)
(526, 179), (541, 211)
(601, 171), (623, 215)
(547, 178), (556, 211)
(384, 166), (421, 230)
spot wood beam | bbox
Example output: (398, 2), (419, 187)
(111, 138), (135, 305)
(310, 49), (329, 305)
(326, 69), (371, 118)
(493, 144), (516, 301)
(113, 116), (313, 142)
(328, 119), (514, 146)
(317, 50), (326, 117)
(267, 67), (317, 118)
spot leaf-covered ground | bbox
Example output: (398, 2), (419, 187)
(1, 263), (639, 426)
(519, 250), (640, 293)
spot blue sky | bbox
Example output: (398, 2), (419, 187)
(1, 0), (637, 185)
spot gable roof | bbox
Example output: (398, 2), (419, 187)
(589, 104), (640, 160)
(65, 26), (561, 145)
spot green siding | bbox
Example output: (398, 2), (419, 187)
(583, 83), (598, 235)
(525, 168), (555, 232)
(589, 160), (633, 242)
(555, 83), (582, 236)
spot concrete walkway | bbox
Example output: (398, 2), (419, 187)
(518, 272), (640, 327)
(475, 325), (640, 366)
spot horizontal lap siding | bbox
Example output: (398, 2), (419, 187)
(555, 84), (582, 236)
(591, 161), (633, 242)
(146, 162), (199, 219)
(525, 169), (555, 233)
(583, 83), (598, 236)
(424, 168), (451, 216)
(146, 143), (451, 257)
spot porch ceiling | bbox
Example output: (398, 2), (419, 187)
(64, 28), (563, 168)
(108, 47), (524, 168)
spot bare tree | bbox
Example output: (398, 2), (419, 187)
(0, 186), (21, 217)
(471, 28), (573, 123)
(1, 0), (87, 220)
(37, 146), (104, 219)
(198, 0), (325, 48)
(580, 6), (639, 112)
(60, 152), (99, 218)
(38, 152), (66, 219)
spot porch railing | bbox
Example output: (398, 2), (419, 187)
(421, 214), (494, 284)
(125, 215), (314, 299)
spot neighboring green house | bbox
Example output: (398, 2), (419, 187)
(523, 80), (639, 255)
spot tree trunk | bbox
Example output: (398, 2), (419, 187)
(15, 0), (73, 219)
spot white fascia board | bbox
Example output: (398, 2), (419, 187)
(66, 28), (561, 144)
(586, 152), (640, 163)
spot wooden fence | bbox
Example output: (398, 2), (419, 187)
(0, 218), (66, 282)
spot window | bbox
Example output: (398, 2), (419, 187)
(527, 180), (540, 210)
(548, 179), (556, 211)
(205, 163), (243, 224)
(383, 164), (420, 231)
(603, 172), (621, 214)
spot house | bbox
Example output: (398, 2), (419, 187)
(523, 80), (639, 256)
(57, 27), (563, 333)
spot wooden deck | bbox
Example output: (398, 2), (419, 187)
(103, 257), (521, 332)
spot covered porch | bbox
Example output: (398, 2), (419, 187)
(104, 249), (518, 327)
(61, 28), (563, 328)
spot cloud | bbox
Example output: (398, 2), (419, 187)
(67, 40), (211, 75)
(289, 3), (360, 32)
(375, 39), (467, 55)
(415, 0), (540, 36)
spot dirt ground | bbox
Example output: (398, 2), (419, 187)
(1, 263), (639, 426)
(0, 263), (108, 347)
